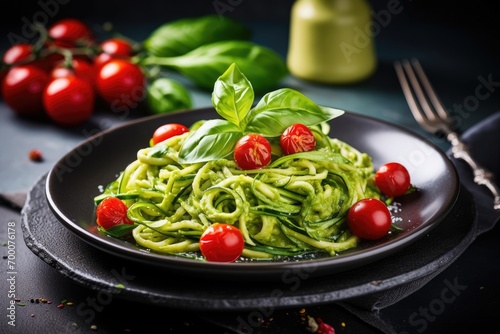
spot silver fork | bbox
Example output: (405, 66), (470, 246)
(394, 58), (500, 210)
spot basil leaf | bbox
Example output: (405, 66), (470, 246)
(178, 119), (243, 163)
(98, 224), (136, 238)
(212, 63), (254, 129)
(244, 88), (345, 136)
(146, 78), (193, 114)
(149, 145), (170, 158)
(143, 15), (251, 57)
(144, 41), (288, 93)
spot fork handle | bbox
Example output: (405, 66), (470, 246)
(447, 132), (500, 210)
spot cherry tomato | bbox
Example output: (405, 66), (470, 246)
(151, 123), (189, 145)
(95, 196), (134, 230)
(347, 198), (392, 240)
(280, 123), (316, 155)
(95, 59), (146, 110)
(2, 43), (34, 65)
(375, 162), (411, 198)
(234, 134), (272, 170)
(93, 38), (134, 69)
(48, 18), (95, 48)
(101, 37), (134, 56)
(199, 223), (244, 262)
(43, 76), (94, 126)
(2, 65), (49, 117)
(50, 58), (95, 88)
(33, 53), (65, 73)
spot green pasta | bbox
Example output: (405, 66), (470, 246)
(94, 123), (381, 260)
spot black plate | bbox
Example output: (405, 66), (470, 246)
(45, 107), (459, 280)
(23, 173), (476, 310)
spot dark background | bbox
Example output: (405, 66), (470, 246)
(1, 2), (500, 333)
(1, 0), (499, 58)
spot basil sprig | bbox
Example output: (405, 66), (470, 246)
(178, 64), (344, 164)
(141, 40), (288, 93)
(143, 15), (251, 57)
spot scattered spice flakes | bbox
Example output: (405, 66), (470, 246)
(315, 318), (335, 334)
(15, 299), (26, 306)
(29, 149), (43, 162)
(57, 299), (74, 308)
(306, 315), (319, 333)
(298, 308), (308, 322)
(299, 308), (336, 334)
(65, 322), (79, 329)
(27, 296), (58, 308)
(256, 315), (273, 330)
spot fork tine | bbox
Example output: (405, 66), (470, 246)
(409, 58), (451, 122)
(396, 59), (500, 210)
(393, 60), (436, 133)
(400, 59), (440, 122)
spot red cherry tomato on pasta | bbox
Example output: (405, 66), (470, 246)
(280, 123), (316, 155)
(347, 198), (392, 240)
(95, 197), (134, 230)
(151, 123), (189, 145)
(234, 134), (272, 170)
(48, 18), (95, 48)
(199, 223), (244, 262)
(375, 162), (411, 198)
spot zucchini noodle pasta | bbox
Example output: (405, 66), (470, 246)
(94, 123), (381, 260)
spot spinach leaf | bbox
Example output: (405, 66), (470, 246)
(143, 15), (251, 57)
(142, 41), (288, 93)
(212, 63), (253, 129)
(245, 88), (344, 136)
(178, 119), (243, 163)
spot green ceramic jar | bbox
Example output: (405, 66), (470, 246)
(287, 0), (377, 84)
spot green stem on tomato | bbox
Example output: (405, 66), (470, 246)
(31, 23), (48, 53)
